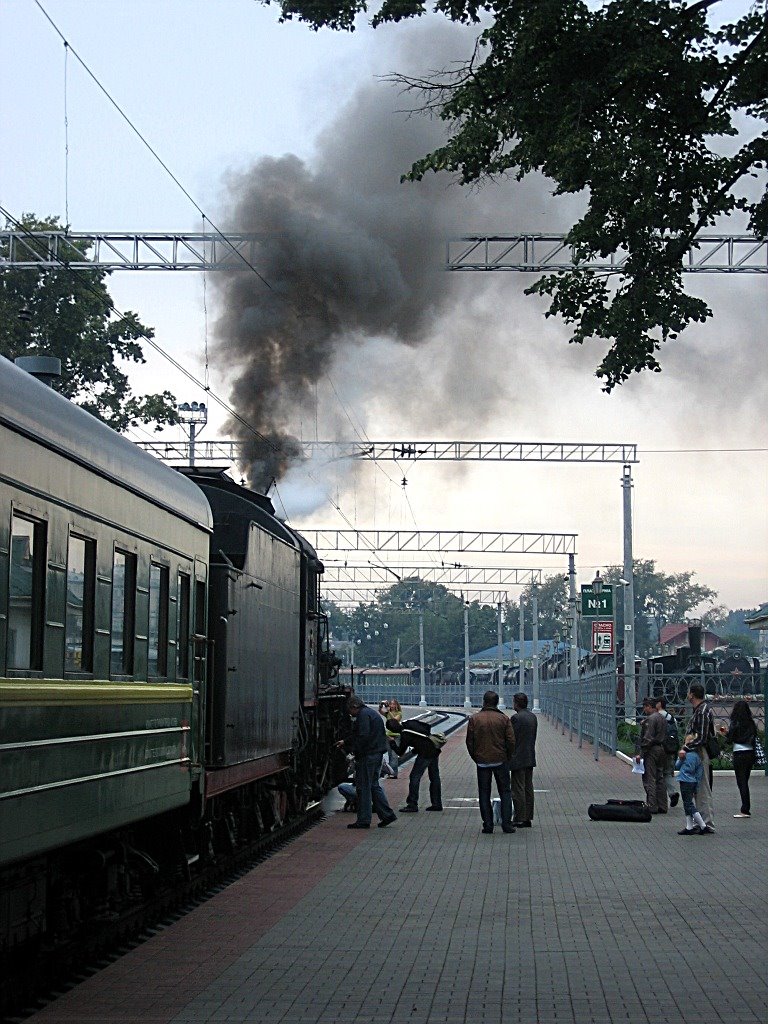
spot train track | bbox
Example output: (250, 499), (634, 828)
(1, 804), (324, 1024)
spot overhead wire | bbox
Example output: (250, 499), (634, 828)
(31, 0), (411, 571)
(33, 0), (277, 294)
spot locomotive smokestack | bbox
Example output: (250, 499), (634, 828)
(687, 619), (703, 658)
(15, 356), (61, 389)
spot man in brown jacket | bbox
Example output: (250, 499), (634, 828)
(466, 690), (516, 834)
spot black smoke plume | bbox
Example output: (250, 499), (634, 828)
(213, 75), (463, 492)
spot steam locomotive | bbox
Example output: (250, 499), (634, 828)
(0, 355), (346, 959)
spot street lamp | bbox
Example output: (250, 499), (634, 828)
(592, 570), (603, 595)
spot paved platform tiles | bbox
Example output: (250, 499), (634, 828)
(26, 713), (767, 1024)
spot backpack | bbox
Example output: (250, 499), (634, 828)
(663, 715), (680, 755)
(429, 732), (447, 749)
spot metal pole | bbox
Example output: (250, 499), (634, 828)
(395, 636), (400, 667)
(568, 554), (579, 683)
(189, 422), (197, 467)
(519, 595), (525, 698)
(532, 588), (540, 713)
(497, 601), (505, 710)
(464, 603), (472, 709)
(623, 464), (636, 722)
(418, 610), (427, 707)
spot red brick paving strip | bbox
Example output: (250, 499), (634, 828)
(25, 758), (417, 1023)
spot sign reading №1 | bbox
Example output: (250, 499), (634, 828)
(591, 620), (615, 655)
(580, 583), (614, 617)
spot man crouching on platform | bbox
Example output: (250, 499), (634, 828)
(336, 696), (397, 830)
(387, 718), (443, 813)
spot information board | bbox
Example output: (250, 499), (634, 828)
(591, 620), (615, 655)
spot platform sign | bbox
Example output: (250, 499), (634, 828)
(591, 620), (614, 655)
(580, 584), (614, 617)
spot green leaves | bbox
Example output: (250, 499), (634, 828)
(272, 0), (767, 386)
(0, 214), (179, 433)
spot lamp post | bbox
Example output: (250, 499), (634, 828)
(532, 585), (540, 713)
(568, 553), (579, 682)
(497, 600), (506, 710)
(463, 599), (471, 709)
(418, 609), (427, 707)
(519, 594), (525, 695)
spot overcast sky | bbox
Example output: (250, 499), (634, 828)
(1, 0), (766, 613)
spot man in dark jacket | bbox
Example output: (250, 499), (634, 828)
(509, 692), (538, 828)
(338, 696), (397, 829)
(387, 718), (443, 813)
(466, 690), (516, 834)
(635, 697), (668, 813)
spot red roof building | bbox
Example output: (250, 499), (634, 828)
(659, 624), (721, 653)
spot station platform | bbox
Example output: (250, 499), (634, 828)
(25, 712), (767, 1024)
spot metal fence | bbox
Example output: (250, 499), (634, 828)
(351, 680), (532, 711)
(352, 669), (767, 772)
(541, 671), (618, 759)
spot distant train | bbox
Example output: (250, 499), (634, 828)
(0, 355), (346, 959)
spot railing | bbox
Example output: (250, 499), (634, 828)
(541, 671), (619, 759)
(350, 681), (533, 710)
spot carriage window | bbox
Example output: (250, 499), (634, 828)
(65, 535), (95, 672)
(148, 563), (169, 677)
(111, 550), (136, 674)
(8, 515), (46, 670)
(177, 572), (190, 678)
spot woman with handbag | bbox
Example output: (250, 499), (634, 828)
(719, 700), (760, 818)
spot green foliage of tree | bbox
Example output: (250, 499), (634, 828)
(269, 0), (767, 388)
(601, 559), (718, 653)
(0, 214), (179, 432)
(327, 578), (500, 668)
(716, 630), (758, 655)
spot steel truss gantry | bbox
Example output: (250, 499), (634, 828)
(136, 438), (638, 464)
(324, 586), (518, 605)
(303, 530), (576, 555)
(1, 230), (764, 273)
(322, 565), (543, 586)
(446, 235), (768, 273)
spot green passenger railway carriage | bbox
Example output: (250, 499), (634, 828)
(0, 355), (347, 964)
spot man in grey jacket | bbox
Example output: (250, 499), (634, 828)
(509, 692), (538, 828)
(635, 697), (668, 813)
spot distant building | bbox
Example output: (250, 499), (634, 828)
(744, 604), (768, 659)
(659, 623), (721, 653)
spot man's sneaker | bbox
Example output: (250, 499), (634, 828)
(425, 806), (443, 811)
(699, 825), (715, 834)
(378, 815), (397, 828)
(399, 806), (418, 813)
(733, 812), (751, 818)
(677, 828), (697, 835)
(347, 822), (370, 829)
(501, 826), (516, 834)
(669, 793), (680, 807)
(481, 826), (494, 834)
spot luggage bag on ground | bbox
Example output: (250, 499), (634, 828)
(588, 800), (652, 822)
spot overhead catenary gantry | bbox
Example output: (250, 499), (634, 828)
(135, 438), (638, 464)
(324, 586), (521, 605)
(302, 530), (576, 555)
(1, 230), (765, 272)
(322, 565), (543, 586)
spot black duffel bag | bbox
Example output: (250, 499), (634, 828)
(588, 800), (652, 823)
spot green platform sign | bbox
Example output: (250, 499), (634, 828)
(580, 584), (614, 617)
